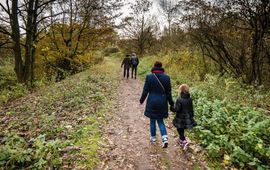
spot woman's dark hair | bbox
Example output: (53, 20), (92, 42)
(154, 61), (162, 68)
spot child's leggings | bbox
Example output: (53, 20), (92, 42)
(177, 128), (186, 140)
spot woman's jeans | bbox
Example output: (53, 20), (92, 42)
(150, 118), (168, 140)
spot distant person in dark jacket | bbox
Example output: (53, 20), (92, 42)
(130, 53), (139, 79)
(140, 61), (174, 148)
(121, 55), (131, 79)
(172, 84), (196, 149)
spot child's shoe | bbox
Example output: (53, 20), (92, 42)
(162, 136), (168, 148)
(150, 136), (156, 144)
(177, 138), (183, 146)
(178, 139), (189, 150)
(182, 140), (189, 150)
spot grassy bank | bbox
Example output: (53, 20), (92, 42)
(138, 53), (270, 169)
(0, 52), (104, 106)
(0, 57), (120, 169)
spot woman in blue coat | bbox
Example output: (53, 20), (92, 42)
(140, 61), (174, 148)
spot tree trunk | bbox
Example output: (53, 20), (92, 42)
(11, 0), (24, 83)
(23, 0), (35, 84)
(250, 22), (260, 84)
(30, 1), (39, 87)
(168, 14), (171, 37)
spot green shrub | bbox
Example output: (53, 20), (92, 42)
(103, 47), (120, 56)
(195, 74), (270, 110)
(139, 54), (270, 169)
(0, 57), (17, 89)
(39, 49), (105, 82)
(0, 84), (28, 104)
(0, 134), (66, 169)
(192, 88), (270, 169)
(138, 53), (270, 110)
(0, 57), (28, 105)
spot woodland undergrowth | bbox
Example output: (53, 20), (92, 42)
(138, 52), (270, 169)
(0, 57), (119, 169)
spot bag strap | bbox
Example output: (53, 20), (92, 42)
(153, 73), (165, 92)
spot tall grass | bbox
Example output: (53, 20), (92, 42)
(138, 50), (270, 110)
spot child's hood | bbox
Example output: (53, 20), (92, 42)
(180, 92), (190, 99)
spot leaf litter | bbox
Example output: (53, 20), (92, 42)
(97, 72), (209, 170)
(0, 58), (208, 169)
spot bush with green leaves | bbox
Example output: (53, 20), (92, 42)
(139, 54), (270, 169)
(0, 57), (28, 105)
(138, 52), (270, 110)
(195, 74), (270, 111)
(192, 88), (270, 169)
(103, 46), (120, 56)
(0, 134), (65, 169)
(0, 57), (16, 89)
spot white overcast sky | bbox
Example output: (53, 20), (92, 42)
(0, 0), (165, 21)
(117, 0), (171, 32)
(0, 0), (169, 28)
(0, 0), (163, 14)
(118, 0), (166, 23)
(120, 0), (162, 16)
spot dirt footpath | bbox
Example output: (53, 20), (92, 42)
(98, 76), (207, 170)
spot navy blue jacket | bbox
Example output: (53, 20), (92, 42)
(140, 67), (174, 119)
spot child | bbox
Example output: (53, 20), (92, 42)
(173, 84), (196, 149)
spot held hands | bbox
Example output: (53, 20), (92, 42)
(170, 105), (176, 112)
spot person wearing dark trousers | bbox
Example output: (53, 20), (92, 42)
(130, 53), (139, 79)
(172, 84), (197, 150)
(177, 128), (185, 142)
(121, 55), (131, 79)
